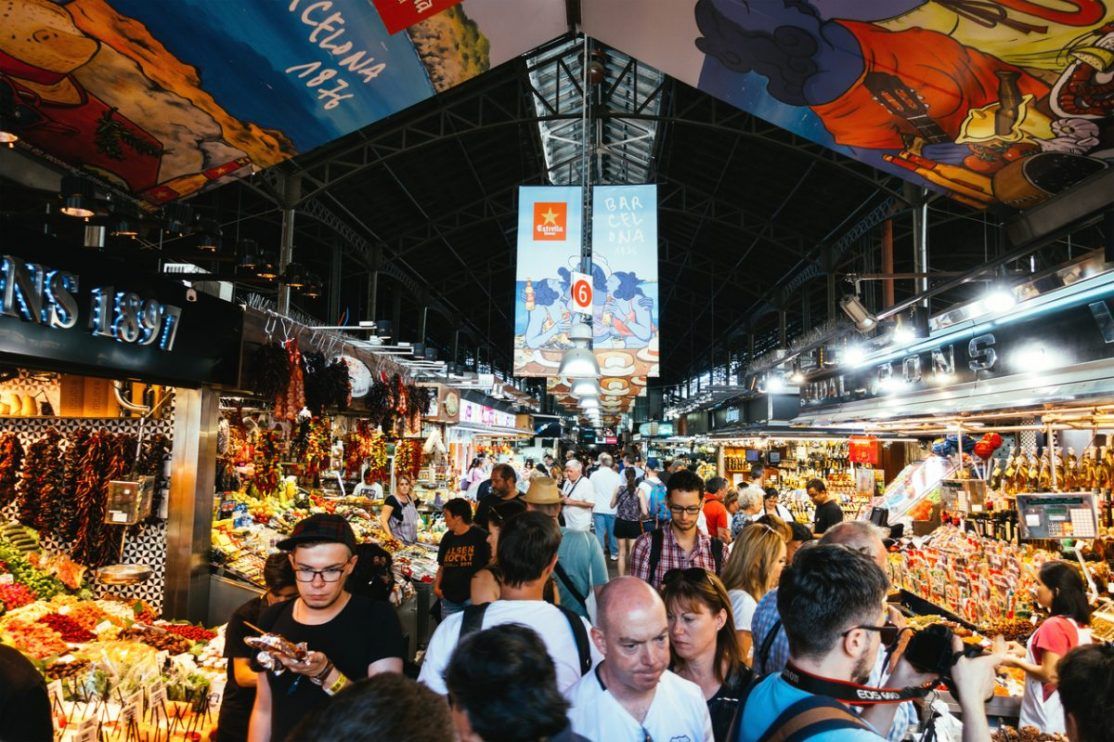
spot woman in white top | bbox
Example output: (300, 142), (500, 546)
(759, 487), (794, 523)
(718, 521), (787, 666)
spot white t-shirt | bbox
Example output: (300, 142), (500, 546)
(417, 600), (601, 696)
(588, 467), (621, 515)
(562, 477), (594, 531)
(728, 589), (758, 632)
(568, 666), (713, 742)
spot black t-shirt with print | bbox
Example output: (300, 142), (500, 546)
(436, 525), (491, 603)
(253, 594), (403, 742)
(216, 595), (269, 742)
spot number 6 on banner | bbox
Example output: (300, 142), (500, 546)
(570, 271), (593, 315)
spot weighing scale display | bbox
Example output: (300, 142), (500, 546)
(1016, 494), (1098, 540)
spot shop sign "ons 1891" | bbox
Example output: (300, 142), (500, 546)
(0, 255), (182, 351)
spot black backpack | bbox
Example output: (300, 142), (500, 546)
(459, 602), (592, 676)
(647, 528), (724, 586)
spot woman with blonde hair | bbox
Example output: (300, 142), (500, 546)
(661, 568), (749, 742)
(719, 521), (787, 665)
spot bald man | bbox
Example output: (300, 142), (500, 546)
(567, 577), (713, 741)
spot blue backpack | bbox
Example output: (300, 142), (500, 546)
(647, 481), (670, 524)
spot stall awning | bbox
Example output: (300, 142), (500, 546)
(794, 357), (1114, 428)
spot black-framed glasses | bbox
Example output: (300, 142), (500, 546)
(662, 567), (711, 586)
(668, 504), (701, 515)
(842, 622), (904, 648)
(294, 566), (346, 583)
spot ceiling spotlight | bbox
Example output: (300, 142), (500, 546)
(766, 374), (785, 394)
(570, 377), (600, 398)
(196, 219), (222, 252)
(284, 262), (308, 289)
(255, 251), (280, 281)
(892, 320), (915, 346)
(840, 294), (877, 332)
(843, 343), (867, 367)
(558, 348), (601, 379)
(302, 273), (323, 299)
(163, 202), (193, 234)
(983, 286), (1016, 313)
(580, 396), (600, 409)
(59, 175), (95, 218)
(238, 239), (260, 270)
(789, 367), (805, 384)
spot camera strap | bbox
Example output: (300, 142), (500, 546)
(782, 663), (936, 705)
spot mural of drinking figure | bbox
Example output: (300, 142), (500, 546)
(693, 0), (1112, 208)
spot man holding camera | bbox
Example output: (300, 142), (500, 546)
(739, 544), (1002, 741)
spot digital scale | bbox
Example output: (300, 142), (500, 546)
(1015, 493), (1098, 539)
(1015, 493), (1101, 601)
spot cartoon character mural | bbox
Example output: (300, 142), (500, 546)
(585, 0), (1114, 209)
(1, 0), (567, 203)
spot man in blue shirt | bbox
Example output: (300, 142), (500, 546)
(739, 544), (1002, 742)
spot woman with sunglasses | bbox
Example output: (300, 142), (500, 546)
(661, 568), (748, 742)
(719, 523), (787, 666)
(379, 474), (420, 545)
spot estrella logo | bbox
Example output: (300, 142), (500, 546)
(533, 202), (567, 241)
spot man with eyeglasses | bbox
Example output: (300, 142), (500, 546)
(248, 514), (404, 742)
(739, 544), (1002, 742)
(628, 469), (724, 590)
(568, 576), (713, 741)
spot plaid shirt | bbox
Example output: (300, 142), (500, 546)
(629, 524), (717, 589)
(751, 589), (916, 742)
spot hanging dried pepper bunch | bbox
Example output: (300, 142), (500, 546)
(249, 342), (291, 400)
(366, 428), (388, 484)
(136, 433), (171, 524)
(72, 430), (116, 567)
(0, 432), (24, 507)
(57, 428), (92, 540)
(274, 340), (306, 422)
(303, 353), (351, 415)
(302, 417), (331, 485)
(249, 429), (284, 498)
(365, 376), (391, 429)
(405, 384), (432, 432)
(394, 439), (422, 481)
(16, 429), (64, 530)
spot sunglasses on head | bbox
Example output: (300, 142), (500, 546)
(662, 567), (712, 586)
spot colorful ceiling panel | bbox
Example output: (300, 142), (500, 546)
(584, 0), (1113, 209)
(1, 0), (566, 202)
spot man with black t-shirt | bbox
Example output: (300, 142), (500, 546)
(435, 498), (490, 618)
(473, 464), (519, 530)
(248, 514), (404, 742)
(217, 554), (297, 742)
(808, 478), (843, 535)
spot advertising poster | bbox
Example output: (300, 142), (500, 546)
(591, 184), (660, 379)
(1, 0), (565, 202)
(583, 1), (1114, 210)
(512, 185), (584, 377)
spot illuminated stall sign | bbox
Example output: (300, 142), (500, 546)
(0, 232), (242, 387)
(801, 297), (1114, 409)
(0, 256), (181, 351)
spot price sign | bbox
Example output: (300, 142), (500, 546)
(121, 690), (143, 725)
(47, 679), (63, 708)
(74, 717), (100, 742)
(570, 271), (593, 315)
(147, 680), (168, 709)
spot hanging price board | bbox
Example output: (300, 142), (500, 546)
(848, 436), (880, 465)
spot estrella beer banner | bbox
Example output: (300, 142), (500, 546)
(513, 186), (584, 378)
(590, 184), (660, 379)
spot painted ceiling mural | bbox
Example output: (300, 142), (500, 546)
(0, 0), (565, 203)
(584, 0), (1114, 209)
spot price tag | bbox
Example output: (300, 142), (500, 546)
(110, 510), (129, 523)
(121, 690), (143, 725)
(74, 716), (100, 742)
(47, 679), (63, 708)
(147, 680), (168, 709)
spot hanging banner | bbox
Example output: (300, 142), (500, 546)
(583, 1), (1114, 210)
(591, 184), (660, 379)
(513, 185), (584, 377)
(0, 0), (566, 203)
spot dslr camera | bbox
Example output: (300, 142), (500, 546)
(903, 624), (985, 697)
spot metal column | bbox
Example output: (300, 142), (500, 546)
(417, 304), (428, 348)
(911, 187), (929, 309)
(163, 387), (219, 622)
(277, 175), (301, 316)
(328, 244), (342, 324)
(366, 269), (379, 322)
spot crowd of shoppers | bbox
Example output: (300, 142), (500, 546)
(168, 459), (1113, 742)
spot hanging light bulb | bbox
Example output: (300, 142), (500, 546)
(238, 239), (260, 270)
(195, 219), (222, 252)
(255, 250), (280, 281)
(59, 176), (95, 218)
(302, 273), (323, 299)
(570, 377), (600, 398)
(284, 262), (308, 289)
